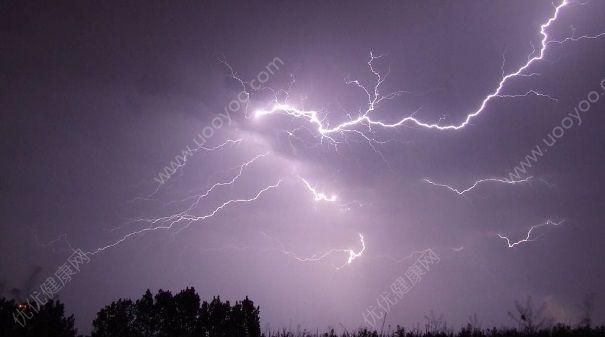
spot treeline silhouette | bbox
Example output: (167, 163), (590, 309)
(91, 288), (259, 337)
(0, 288), (603, 337)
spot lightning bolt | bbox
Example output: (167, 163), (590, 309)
(253, 0), (602, 138)
(87, 151), (282, 256)
(494, 90), (558, 102)
(344, 233), (366, 267)
(132, 138), (243, 202)
(77, 0), (604, 265)
(263, 232), (366, 270)
(298, 176), (338, 202)
(110, 151), (270, 235)
(165, 152), (270, 209)
(423, 176), (532, 195)
(192, 138), (242, 152)
(88, 180), (281, 256)
(497, 219), (564, 248)
(296, 176), (372, 213)
(548, 31), (605, 46)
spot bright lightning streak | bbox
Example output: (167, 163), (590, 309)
(134, 138), (243, 202)
(83, 0), (604, 263)
(298, 176), (338, 202)
(494, 90), (558, 102)
(88, 179), (281, 256)
(111, 152), (269, 234)
(497, 219), (564, 248)
(88, 152), (280, 255)
(423, 176), (532, 195)
(166, 152), (270, 208)
(548, 32), (605, 46)
(253, 1), (601, 136)
(263, 232), (365, 269)
(189, 138), (242, 151)
(345, 233), (366, 266)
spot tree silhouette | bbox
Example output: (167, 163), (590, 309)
(174, 287), (200, 337)
(6, 289), (605, 337)
(154, 289), (178, 337)
(91, 299), (137, 337)
(134, 290), (155, 336)
(203, 296), (232, 337)
(0, 298), (77, 337)
(22, 300), (77, 337)
(241, 297), (261, 337)
(90, 288), (260, 337)
(0, 298), (19, 337)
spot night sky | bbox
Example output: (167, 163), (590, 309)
(1, 0), (605, 333)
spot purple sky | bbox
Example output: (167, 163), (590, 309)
(1, 0), (605, 333)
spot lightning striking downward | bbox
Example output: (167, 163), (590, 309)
(253, 0), (602, 139)
(423, 177), (532, 195)
(497, 219), (564, 248)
